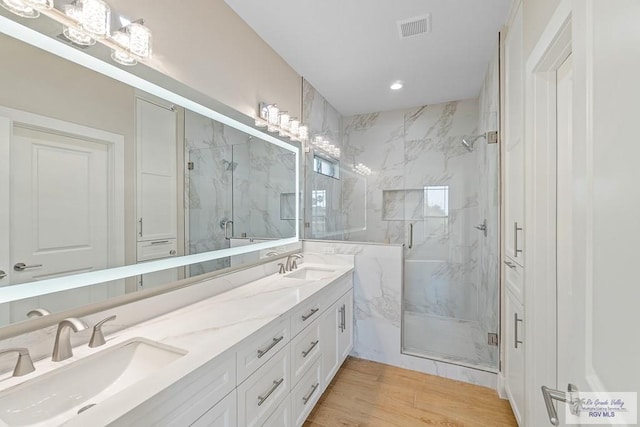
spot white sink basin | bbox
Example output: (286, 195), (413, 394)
(285, 267), (336, 281)
(0, 338), (186, 426)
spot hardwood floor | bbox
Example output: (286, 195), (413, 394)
(304, 357), (517, 427)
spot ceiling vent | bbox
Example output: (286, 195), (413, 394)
(397, 14), (431, 39)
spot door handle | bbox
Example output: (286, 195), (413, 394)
(541, 384), (581, 426)
(224, 220), (234, 240)
(138, 218), (143, 237)
(408, 223), (413, 249)
(14, 263), (43, 272)
(0, 270), (6, 279)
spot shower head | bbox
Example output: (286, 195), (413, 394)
(222, 159), (238, 171)
(461, 134), (485, 152)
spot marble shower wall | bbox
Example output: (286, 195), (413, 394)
(302, 79), (345, 240)
(232, 138), (296, 239)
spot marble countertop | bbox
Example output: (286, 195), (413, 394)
(0, 257), (354, 426)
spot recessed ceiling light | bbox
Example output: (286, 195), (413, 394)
(390, 81), (403, 90)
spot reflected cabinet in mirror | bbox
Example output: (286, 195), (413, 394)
(0, 17), (299, 330)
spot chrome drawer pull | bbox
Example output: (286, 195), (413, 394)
(257, 336), (284, 359)
(302, 382), (320, 405)
(301, 308), (319, 321)
(340, 304), (346, 331)
(257, 378), (284, 406)
(13, 263), (43, 271)
(514, 222), (523, 256)
(301, 340), (319, 358)
(514, 313), (523, 348)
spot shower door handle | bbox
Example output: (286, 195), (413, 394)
(408, 223), (413, 249)
(224, 220), (234, 240)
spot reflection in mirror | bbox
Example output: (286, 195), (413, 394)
(185, 110), (296, 276)
(0, 19), (299, 329)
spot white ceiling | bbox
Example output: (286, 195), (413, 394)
(224, 0), (511, 116)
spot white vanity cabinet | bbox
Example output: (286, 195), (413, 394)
(504, 287), (525, 425)
(93, 268), (353, 427)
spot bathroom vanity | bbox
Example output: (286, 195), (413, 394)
(0, 257), (354, 427)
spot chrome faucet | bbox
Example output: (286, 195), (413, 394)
(52, 318), (88, 362)
(89, 315), (116, 348)
(0, 348), (35, 377)
(286, 253), (304, 271)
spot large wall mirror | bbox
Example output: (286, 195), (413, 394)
(0, 11), (300, 330)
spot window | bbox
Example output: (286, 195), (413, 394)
(313, 155), (339, 179)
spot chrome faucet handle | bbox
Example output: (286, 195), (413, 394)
(27, 308), (51, 318)
(52, 318), (88, 362)
(278, 263), (286, 274)
(0, 348), (35, 377)
(292, 259), (298, 270)
(89, 315), (117, 348)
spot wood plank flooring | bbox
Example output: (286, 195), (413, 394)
(304, 357), (517, 427)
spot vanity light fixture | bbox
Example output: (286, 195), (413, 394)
(0, 0), (40, 18)
(1, 0), (152, 66)
(63, 3), (95, 46)
(79, 0), (110, 38)
(390, 81), (404, 90)
(110, 19), (152, 66)
(311, 135), (340, 159)
(255, 102), (309, 143)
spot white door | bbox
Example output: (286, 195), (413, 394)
(537, 2), (640, 425)
(11, 125), (109, 284)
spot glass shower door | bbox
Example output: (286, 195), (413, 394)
(401, 139), (499, 371)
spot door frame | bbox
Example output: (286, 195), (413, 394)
(0, 106), (125, 285)
(523, 1), (576, 426)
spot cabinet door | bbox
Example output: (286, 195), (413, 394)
(337, 290), (353, 363)
(191, 391), (237, 427)
(503, 2), (525, 265)
(505, 288), (525, 425)
(319, 300), (339, 388)
(136, 97), (177, 242)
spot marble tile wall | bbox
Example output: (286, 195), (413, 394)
(303, 240), (497, 388)
(302, 79), (344, 240)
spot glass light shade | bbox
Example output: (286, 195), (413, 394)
(63, 4), (95, 46)
(0, 0), (38, 18)
(298, 125), (308, 141)
(79, 0), (110, 37)
(279, 112), (290, 130)
(24, 0), (53, 9)
(259, 104), (269, 121)
(128, 22), (152, 58)
(110, 30), (137, 66)
(289, 118), (300, 136)
(267, 105), (279, 125)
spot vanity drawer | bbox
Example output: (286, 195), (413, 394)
(324, 273), (353, 306)
(191, 390), (237, 427)
(236, 315), (290, 384)
(123, 351), (235, 426)
(263, 394), (292, 427)
(291, 358), (322, 427)
(237, 346), (290, 427)
(137, 239), (177, 261)
(290, 296), (323, 338)
(290, 318), (321, 387)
